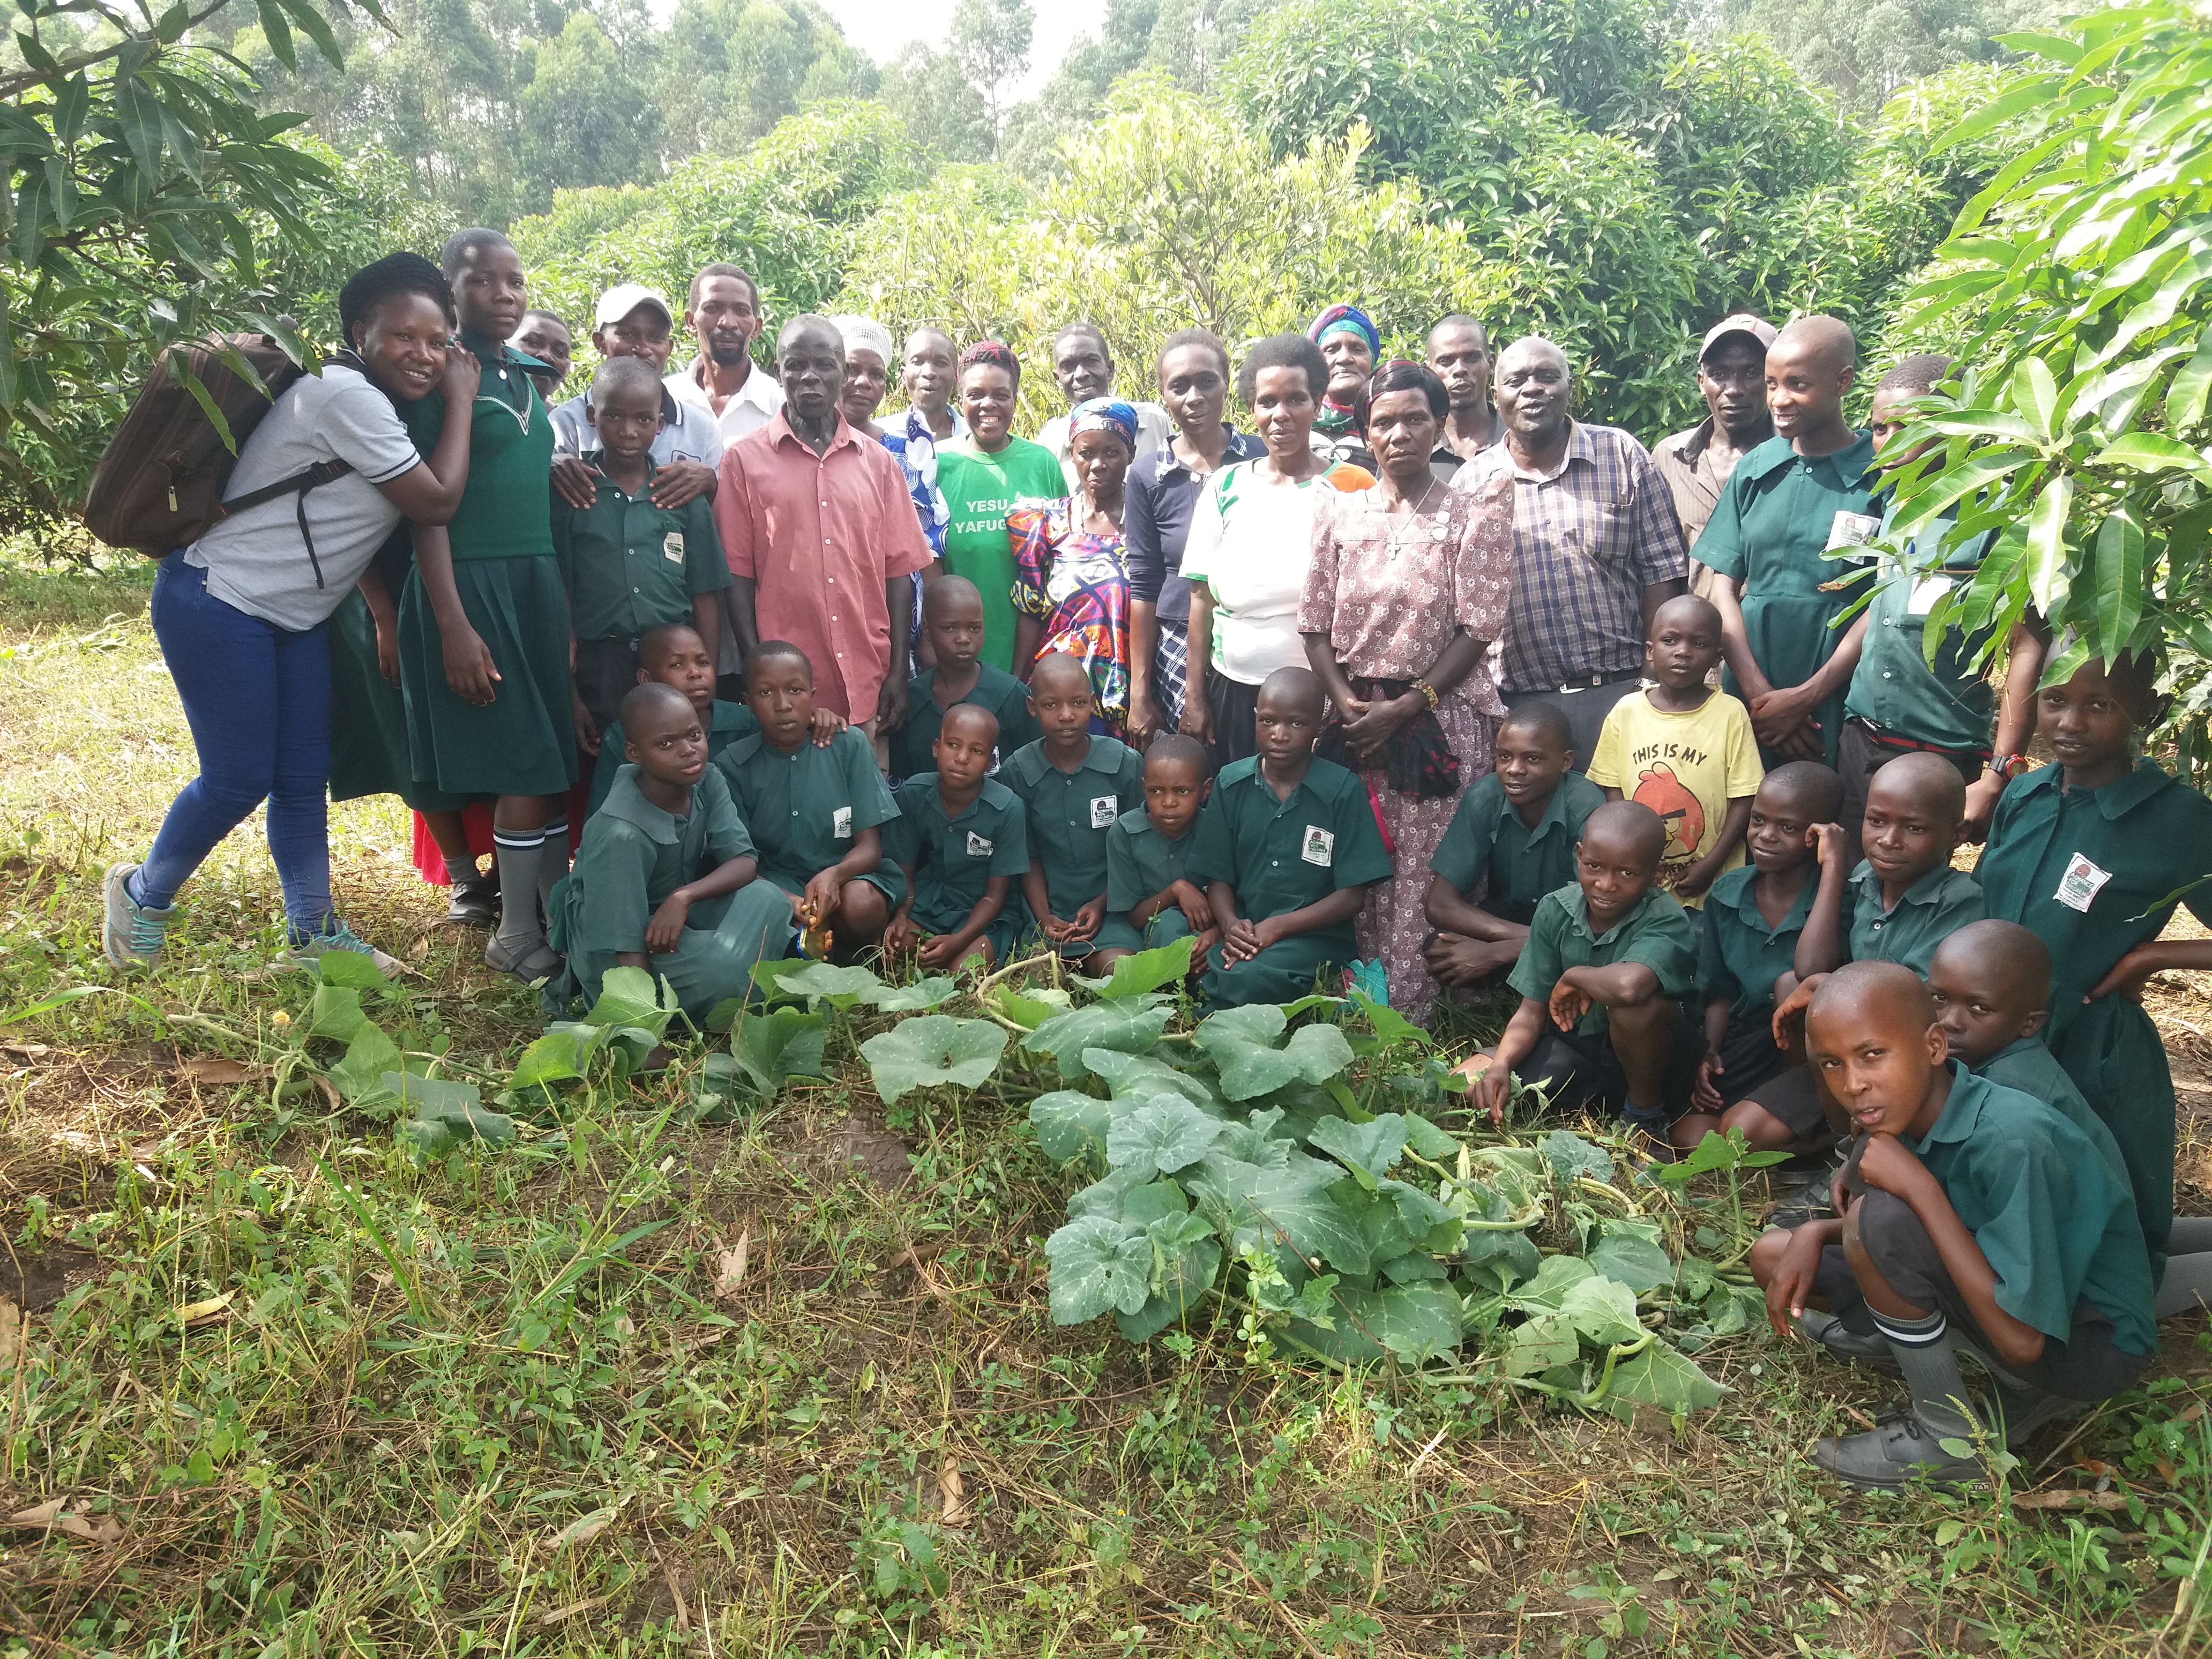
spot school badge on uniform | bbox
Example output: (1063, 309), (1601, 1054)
(832, 806), (853, 839)
(2053, 851), (2113, 913)
(1825, 510), (1881, 552)
(966, 831), (993, 857)
(1089, 795), (1117, 828)
(1301, 825), (1335, 866)
(663, 532), (684, 562)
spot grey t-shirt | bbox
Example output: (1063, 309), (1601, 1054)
(185, 363), (423, 632)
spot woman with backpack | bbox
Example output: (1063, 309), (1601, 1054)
(103, 252), (479, 975)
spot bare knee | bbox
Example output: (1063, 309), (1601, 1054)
(1721, 1100), (1799, 1153)
(840, 881), (888, 941)
(1749, 1228), (1791, 1289)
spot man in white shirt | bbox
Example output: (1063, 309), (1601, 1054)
(667, 263), (784, 447)
(1034, 322), (1174, 494)
(548, 283), (723, 510)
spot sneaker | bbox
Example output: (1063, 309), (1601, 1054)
(1811, 1411), (1986, 1491)
(446, 872), (499, 926)
(282, 922), (406, 979)
(103, 862), (174, 972)
(485, 933), (563, 982)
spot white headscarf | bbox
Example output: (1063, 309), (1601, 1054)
(832, 313), (894, 367)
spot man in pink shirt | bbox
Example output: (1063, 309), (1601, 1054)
(714, 315), (936, 752)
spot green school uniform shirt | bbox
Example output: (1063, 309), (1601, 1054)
(1186, 755), (1394, 962)
(1697, 863), (1835, 1025)
(1001, 735), (1147, 921)
(588, 699), (758, 815)
(1848, 860), (1982, 976)
(1842, 510), (2000, 753)
(1974, 1036), (2132, 1189)
(713, 724), (903, 899)
(884, 773), (1029, 934)
(1508, 884), (1700, 1041)
(401, 334), (555, 562)
(562, 764), (753, 956)
(888, 663), (1042, 782)
(1105, 806), (1199, 915)
(1429, 770), (1606, 925)
(552, 452), (729, 643)
(1903, 1063), (2156, 1359)
(1692, 431), (1880, 765)
(937, 438), (1067, 669)
(1976, 757), (2212, 1264)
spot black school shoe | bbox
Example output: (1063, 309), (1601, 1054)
(1813, 1412), (1986, 1491)
(1801, 1310), (1902, 1374)
(447, 872), (499, 925)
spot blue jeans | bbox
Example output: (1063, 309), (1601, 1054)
(133, 554), (334, 938)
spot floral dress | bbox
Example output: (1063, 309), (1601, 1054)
(1297, 472), (1515, 1023)
(1009, 498), (1133, 737)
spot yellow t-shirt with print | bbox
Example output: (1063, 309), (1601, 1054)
(1586, 688), (1765, 907)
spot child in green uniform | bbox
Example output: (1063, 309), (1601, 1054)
(1003, 652), (1146, 959)
(555, 356), (730, 751)
(888, 576), (1040, 784)
(1682, 763), (1841, 1127)
(1424, 702), (1603, 990)
(883, 704), (1029, 972)
(1462, 800), (1704, 1150)
(1187, 667), (1392, 1010)
(542, 683), (791, 1020)
(714, 642), (905, 955)
(1976, 650), (2212, 1277)
(1092, 733), (1215, 967)
(1752, 963), (2155, 1490)
(1732, 752), (1983, 1154)
(588, 623), (848, 816)
(1694, 316), (1880, 768)
(398, 228), (576, 980)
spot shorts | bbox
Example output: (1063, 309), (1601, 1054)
(1516, 1006), (1707, 1118)
(574, 636), (643, 737)
(1715, 1008), (1791, 1107)
(1742, 1063), (1838, 1148)
(1839, 720), (1983, 854)
(1812, 1187), (2151, 1402)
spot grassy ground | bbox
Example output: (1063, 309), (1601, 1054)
(5, 552), (2212, 1658)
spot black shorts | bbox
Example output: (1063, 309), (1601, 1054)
(1715, 1008), (1790, 1107)
(1812, 1187), (2150, 1402)
(1518, 1006), (1707, 1119)
(574, 635), (643, 736)
(1839, 721), (1983, 856)
(1743, 1062), (1839, 1148)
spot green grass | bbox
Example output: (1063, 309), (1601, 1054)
(4, 550), (2212, 1657)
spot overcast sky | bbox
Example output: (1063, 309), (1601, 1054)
(816, 0), (1089, 98)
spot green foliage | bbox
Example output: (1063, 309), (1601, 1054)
(858, 1014), (1008, 1104)
(516, 12), (663, 213)
(1721, 0), (2051, 114)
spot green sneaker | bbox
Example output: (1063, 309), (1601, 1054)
(282, 921), (406, 979)
(103, 862), (174, 972)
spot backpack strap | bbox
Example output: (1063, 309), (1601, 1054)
(214, 458), (356, 589)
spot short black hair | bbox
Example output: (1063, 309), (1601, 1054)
(618, 679), (693, 731)
(1497, 700), (1574, 752)
(1761, 759), (1844, 821)
(744, 639), (812, 685)
(938, 701), (1000, 744)
(1874, 353), (1956, 399)
(438, 227), (514, 282)
(689, 263), (760, 313)
(1145, 731), (1211, 776)
(1053, 321), (1110, 361)
(518, 307), (570, 336)
(1159, 326), (1231, 382)
(638, 621), (705, 664)
(339, 252), (452, 350)
(1237, 333), (1328, 408)
(1428, 313), (1489, 347)
(590, 354), (662, 407)
(1363, 360), (1448, 424)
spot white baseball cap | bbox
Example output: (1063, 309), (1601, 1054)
(1700, 313), (1777, 360)
(594, 283), (673, 330)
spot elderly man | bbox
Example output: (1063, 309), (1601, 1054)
(1034, 321), (1173, 493)
(1694, 315), (1878, 767)
(1654, 315), (1776, 569)
(548, 283), (724, 510)
(714, 316), (936, 749)
(1452, 336), (1688, 766)
(1425, 314), (1499, 482)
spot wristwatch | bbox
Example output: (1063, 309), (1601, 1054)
(1987, 752), (2030, 781)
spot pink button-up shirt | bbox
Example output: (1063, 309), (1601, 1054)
(714, 412), (935, 719)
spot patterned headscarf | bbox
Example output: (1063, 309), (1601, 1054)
(1067, 397), (1139, 448)
(831, 313), (894, 366)
(1306, 303), (1380, 435)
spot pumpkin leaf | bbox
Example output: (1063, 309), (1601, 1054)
(860, 1016), (1007, 1103)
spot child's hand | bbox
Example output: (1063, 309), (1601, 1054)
(1691, 1049), (1725, 1114)
(644, 891), (691, 953)
(1808, 823), (1848, 870)
(810, 708), (847, 748)
(883, 915), (918, 960)
(551, 456), (600, 511)
(1426, 932), (1516, 987)
(1854, 1132), (1931, 1200)
(373, 617), (400, 685)
(1672, 858), (1718, 901)
(1172, 880), (1213, 931)
(1455, 1051), (1509, 1126)
(802, 869), (844, 925)
(1192, 925), (1222, 958)
(1547, 976), (1591, 1033)
(443, 624), (500, 705)
(1769, 972), (1825, 1050)
(1069, 898), (1104, 940)
(917, 932), (968, 970)
(2087, 945), (2159, 1004)
(1038, 911), (1074, 943)
(571, 692), (601, 757)
(1763, 1223), (1828, 1339)
(1221, 916), (1264, 964)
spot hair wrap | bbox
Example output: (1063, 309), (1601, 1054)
(832, 313), (895, 366)
(1068, 397), (1138, 447)
(1306, 303), (1380, 358)
(959, 339), (1021, 383)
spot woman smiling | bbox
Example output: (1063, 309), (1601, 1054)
(934, 340), (1064, 670)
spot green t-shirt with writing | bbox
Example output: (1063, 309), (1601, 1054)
(937, 438), (1065, 670)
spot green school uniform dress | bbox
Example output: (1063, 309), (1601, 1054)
(1001, 735), (1147, 934)
(1429, 771), (1606, 925)
(1095, 806), (1201, 955)
(1974, 1036), (2132, 1191)
(541, 764), (791, 1018)
(1842, 513), (1999, 753)
(1692, 431), (1880, 767)
(884, 772), (1029, 963)
(1847, 860), (1982, 976)
(887, 663), (1042, 783)
(554, 452), (729, 643)
(1508, 885), (1701, 1042)
(588, 699), (758, 816)
(1976, 757), (2212, 1268)
(937, 438), (1067, 669)
(1900, 1064), (2157, 1364)
(1187, 755), (1393, 1008)
(713, 724), (906, 906)
(398, 336), (574, 799)
(328, 528), (424, 806)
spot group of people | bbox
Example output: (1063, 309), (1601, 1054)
(101, 230), (2212, 1491)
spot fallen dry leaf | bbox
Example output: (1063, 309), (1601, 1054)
(2015, 1490), (2130, 1511)
(545, 1505), (618, 1552)
(181, 1056), (254, 1085)
(5, 1499), (125, 1545)
(938, 1454), (970, 1528)
(1, 1042), (50, 1061)
(714, 1229), (750, 1301)
(176, 1289), (236, 1327)
(0, 1299), (20, 1365)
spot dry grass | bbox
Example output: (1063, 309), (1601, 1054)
(3, 553), (2212, 1657)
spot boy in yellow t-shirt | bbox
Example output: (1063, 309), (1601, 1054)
(1588, 595), (1762, 907)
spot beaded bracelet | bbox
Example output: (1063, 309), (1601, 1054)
(1412, 678), (1440, 711)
